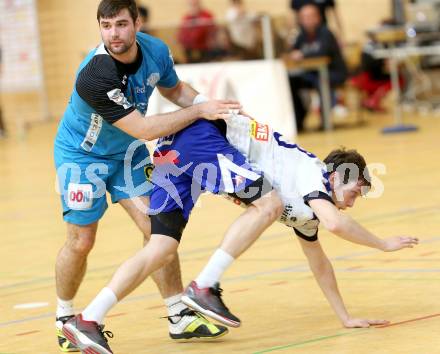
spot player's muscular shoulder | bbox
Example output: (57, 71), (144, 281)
(75, 52), (135, 124)
(77, 54), (123, 93)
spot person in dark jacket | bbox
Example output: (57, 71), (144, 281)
(288, 4), (347, 132)
(290, 0), (343, 35)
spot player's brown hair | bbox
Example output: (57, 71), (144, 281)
(324, 148), (371, 188)
(97, 0), (138, 23)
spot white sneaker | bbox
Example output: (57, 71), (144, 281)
(166, 308), (229, 341)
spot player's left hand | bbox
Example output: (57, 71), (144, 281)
(382, 236), (419, 252)
(343, 318), (389, 328)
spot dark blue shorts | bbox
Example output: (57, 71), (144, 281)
(150, 120), (263, 220)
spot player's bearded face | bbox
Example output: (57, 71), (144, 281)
(99, 10), (138, 55)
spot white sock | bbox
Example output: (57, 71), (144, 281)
(165, 293), (187, 317)
(56, 298), (74, 318)
(81, 287), (118, 324)
(195, 249), (235, 288)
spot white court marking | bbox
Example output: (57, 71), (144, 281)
(13, 302), (49, 310)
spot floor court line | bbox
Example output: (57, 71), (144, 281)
(1, 267), (435, 330)
(377, 313), (440, 328)
(2, 202), (438, 292)
(15, 330), (40, 336)
(254, 312), (440, 353)
(107, 312), (127, 318)
(2, 236), (439, 329)
(253, 329), (368, 353)
(0, 230), (292, 293)
(1, 227), (438, 295)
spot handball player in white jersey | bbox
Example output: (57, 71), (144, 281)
(220, 114), (419, 328)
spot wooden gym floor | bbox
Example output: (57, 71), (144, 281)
(0, 113), (439, 353)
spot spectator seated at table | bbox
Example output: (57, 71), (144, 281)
(288, 4), (347, 132)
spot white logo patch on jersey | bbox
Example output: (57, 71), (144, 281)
(147, 73), (160, 88)
(81, 113), (103, 152)
(67, 183), (93, 210)
(226, 115), (330, 237)
(250, 120), (270, 142)
(107, 89), (133, 109)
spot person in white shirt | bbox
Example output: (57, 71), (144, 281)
(226, 0), (260, 59)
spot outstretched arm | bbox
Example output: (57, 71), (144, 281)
(113, 99), (241, 141)
(298, 237), (388, 328)
(308, 199), (419, 251)
(159, 81), (252, 119)
(158, 81), (199, 108)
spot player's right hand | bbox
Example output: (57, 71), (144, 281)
(197, 100), (242, 121)
(381, 236), (419, 252)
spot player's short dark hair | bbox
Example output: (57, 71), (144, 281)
(97, 0), (138, 23)
(324, 148), (371, 189)
(138, 5), (149, 20)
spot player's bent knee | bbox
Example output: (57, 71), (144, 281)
(230, 176), (283, 222)
(66, 224), (97, 255)
(270, 192), (284, 219)
(145, 252), (175, 272)
(69, 235), (95, 255)
(145, 237), (178, 271)
(252, 190), (284, 221)
(158, 252), (176, 268)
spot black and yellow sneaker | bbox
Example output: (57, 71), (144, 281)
(56, 316), (79, 352)
(167, 308), (229, 341)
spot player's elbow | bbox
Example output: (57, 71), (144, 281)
(140, 127), (160, 141)
(323, 218), (343, 234)
(319, 208), (347, 234)
(159, 81), (183, 103)
(142, 132), (156, 141)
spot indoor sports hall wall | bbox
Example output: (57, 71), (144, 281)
(142, 0), (391, 44)
(0, 0), (390, 136)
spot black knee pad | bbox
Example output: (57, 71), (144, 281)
(150, 210), (188, 242)
(228, 176), (273, 205)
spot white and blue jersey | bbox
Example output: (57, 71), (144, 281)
(54, 33), (179, 225)
(149, 115), (332, 243)
(225, 115), (333, 241)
